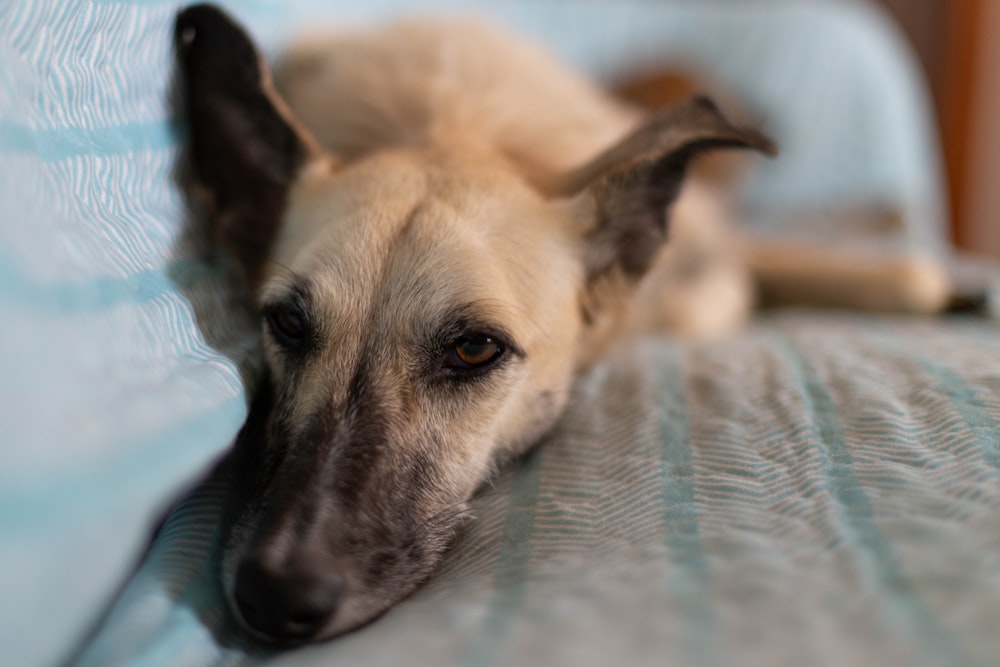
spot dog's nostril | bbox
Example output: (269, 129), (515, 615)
(233, 557), (345, 643)
(283, 612), (328, 639)
(233, 585), (265, 630)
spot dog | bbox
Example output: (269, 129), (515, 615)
(174, 3), (951, 645)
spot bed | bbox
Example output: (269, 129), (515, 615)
(2, 2), (998, 666)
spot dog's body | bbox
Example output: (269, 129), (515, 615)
(175, 5), (950, 645)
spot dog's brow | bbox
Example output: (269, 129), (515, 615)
(263, 274), (313, 311)
(267, 259), (307, 284)
(396, 200), (424, 240)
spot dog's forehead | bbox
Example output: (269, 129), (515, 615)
(264, 149), (578, 332)
(269, 152), (428, 287)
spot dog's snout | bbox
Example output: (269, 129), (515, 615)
(233, 556), (345, 643)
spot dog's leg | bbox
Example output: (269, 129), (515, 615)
(744, 238), (951, 314)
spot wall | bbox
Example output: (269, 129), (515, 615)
(964, 0), (1000, 257)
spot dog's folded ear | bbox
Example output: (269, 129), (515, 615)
(559, 96), (776, 284)
(175, 4), (327, 281)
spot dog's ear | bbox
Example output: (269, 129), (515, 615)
(175, 4), (329, 281)
(559, 96), (776, 284)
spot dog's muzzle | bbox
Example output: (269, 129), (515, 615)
(233, 555), (345, 643)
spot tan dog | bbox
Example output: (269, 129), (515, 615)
(174, 4), (949, 645)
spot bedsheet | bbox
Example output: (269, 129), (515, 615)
(75, 313), (1000, 667)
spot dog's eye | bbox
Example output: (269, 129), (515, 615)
(447, 334), (504, 369)
(265, 305), (307, 346)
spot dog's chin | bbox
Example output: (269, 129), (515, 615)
(308, 593), (400, 641)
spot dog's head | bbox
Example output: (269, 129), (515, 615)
(175, 4), (773, 644)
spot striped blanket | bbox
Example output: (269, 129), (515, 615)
(2, 1), (996, 666)
(76, 313), (1000, 667)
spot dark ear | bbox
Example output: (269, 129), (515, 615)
(560, 96), (776, 284)
(175, 4), (326, 281)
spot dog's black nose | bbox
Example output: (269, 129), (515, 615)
(233, 557), (345, 643)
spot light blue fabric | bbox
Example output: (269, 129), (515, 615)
(77, 314), (1000, 667)
(0, 2), (960, 666)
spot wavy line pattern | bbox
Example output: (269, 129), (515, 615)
(72, 314), (1000, 667)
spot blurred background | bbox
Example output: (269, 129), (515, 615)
(875, 0), (1000, 258)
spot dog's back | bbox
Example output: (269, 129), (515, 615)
(276, 18), (639, 179)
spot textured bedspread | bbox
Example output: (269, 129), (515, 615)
(76, 313), (1000, 667)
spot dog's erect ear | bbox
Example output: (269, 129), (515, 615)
(559, 96), (776, 284)
(175, 4), (327, 281)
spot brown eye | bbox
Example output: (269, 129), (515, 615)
(266, 305), (307, 346)
(449, 334), (504, 369)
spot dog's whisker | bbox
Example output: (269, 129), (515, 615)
(410, 502), (472, 536)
